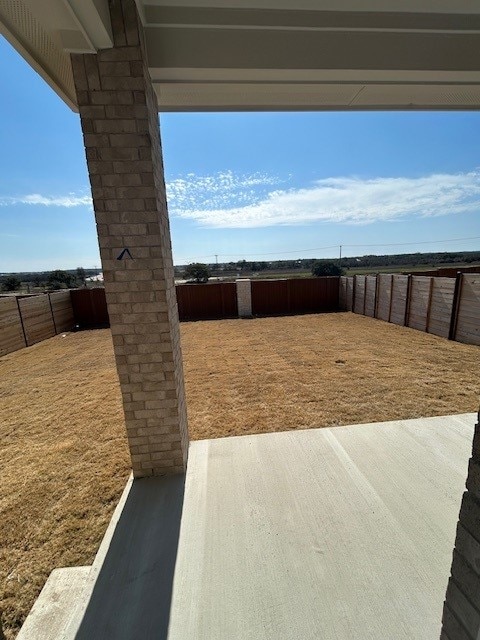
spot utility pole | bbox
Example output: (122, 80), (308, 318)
(339, 245), (342, 269)
(215, 254), (218, 271)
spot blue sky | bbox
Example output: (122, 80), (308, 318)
(0, 36), (479, 273)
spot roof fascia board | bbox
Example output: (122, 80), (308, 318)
(63, 0), (113, 50)
(145, 27), (480, 73)
(141, 0), (480, 13)
(0, 13), (78, 110)
(143, 5), (480, 32)
(149, 67), (480, 83)
(135, 0), (147, 26)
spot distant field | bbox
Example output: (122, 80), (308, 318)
(214, 261), (480, 280)
(249, 270), (312, 279)
(345, 262), (480, 276)
(1, 314), (479, 637)
(345, 264), (420, 276)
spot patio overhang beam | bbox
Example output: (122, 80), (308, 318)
(3, 1), (480, 111)
(146, 24), (480, 111)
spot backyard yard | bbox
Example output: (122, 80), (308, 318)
(0, 312), (479, 637)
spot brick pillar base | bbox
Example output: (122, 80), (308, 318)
(441, 409), (480, 639)
(236, 279), (252, 317)
(71, 0), (188, 476)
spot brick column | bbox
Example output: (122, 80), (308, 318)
(236, 279), (252, 317)
(441, 410), (480, 639)
(70, 0), (188, 477)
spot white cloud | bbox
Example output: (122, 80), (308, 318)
(1, 170), (479, 229)
(166, 170), (282, 212)
(171, 171), (480, 228)
(0, 172), (279, 212)
(5, 193), (93, 208)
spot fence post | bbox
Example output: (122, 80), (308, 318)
(362, 277), (367, 316)
(47, 292), (58, 335)
(388, 274), (394, 323)
(352, 275), (357, 313)
(15, 297), (28, 348)
(425, 277), (434, 333)
(448, 272), (464, 341)
(89, 289), (97, 325)
(373, 274), (379, 318)
(236, 279), (252, 317)
(404, 275), (412, 327)
(220, 283), (227, 317)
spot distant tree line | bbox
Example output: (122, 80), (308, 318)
(0, 267), (94, 293)
(3, 250), (480, 292)
(337, 251), (480, 269)
(311, 261), (343, 277)
(178, 250), (480, 276)
(183, 263), (210, 283)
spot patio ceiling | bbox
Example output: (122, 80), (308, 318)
(2, 0), (480, 111)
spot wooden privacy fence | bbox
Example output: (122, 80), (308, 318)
(407, 265), (480, 278)
(251, 277), (339, 316)
(1, 278), (340, 357)
(71, 277), (339, 324)
(0, 291), (75, 356)
(176, 282), (237, 320)
(70, 284), (239, 324)
(70, 288), (109, 327)
(339, 273), (480, 345)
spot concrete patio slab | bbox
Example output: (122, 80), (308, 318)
(66, 413), (475, 640)
(16, 567), (90, 640)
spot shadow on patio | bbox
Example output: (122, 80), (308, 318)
(75, 475), (185, 640)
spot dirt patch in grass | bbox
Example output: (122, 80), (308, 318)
(0, 313), (479, 637)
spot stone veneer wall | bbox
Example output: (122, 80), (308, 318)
(70, 0), (188, 476)
(441, 410), (480, 640)
(236, 279), (252, 317)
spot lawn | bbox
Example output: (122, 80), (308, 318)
(0, 312), (479, 637)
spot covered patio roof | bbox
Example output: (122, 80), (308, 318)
(2, 0), (480, 111)
(2, 3), (479, 637)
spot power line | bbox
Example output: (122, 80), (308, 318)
(176, 235), (480, 263)
(220, 244), (339, 258)
(175, 245), (338, 261)
(342, 236), (480, 248)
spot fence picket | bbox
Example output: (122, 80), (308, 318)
(1, 275), (479, 359)
(449, 273), (464, 341)
(348, 271), (479, 346)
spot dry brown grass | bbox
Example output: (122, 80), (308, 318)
(0, 331), (130, 638)
(182, 313), (479, 439)
(0, 313), (479, 637)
